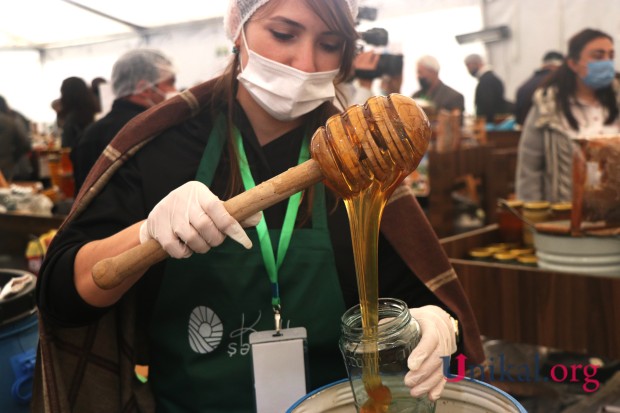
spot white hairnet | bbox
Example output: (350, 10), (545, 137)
(111, 49), (175, 98)
(224, 0), (359, 41)
(417, 55), (440, 73)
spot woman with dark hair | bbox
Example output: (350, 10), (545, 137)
(33, 1), (483, 411)
(58, 76), (98, 150)
(516, 28), (619, 202)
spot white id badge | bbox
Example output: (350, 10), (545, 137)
(249, 327), (308, 413)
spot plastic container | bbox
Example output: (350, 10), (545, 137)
(339, 298), (434, 412)
(0, 270), (38, 413)
(287, 377), (527, 413)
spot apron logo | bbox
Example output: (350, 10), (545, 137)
(188, 306), (224, 354)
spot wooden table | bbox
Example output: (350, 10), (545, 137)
(441, 225), (620, 360)
(427, 145), (487, 237)
(0, 212), (65, 267)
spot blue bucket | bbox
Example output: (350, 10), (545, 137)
(0, 269), (38, 413)
(287, 377), (527, 413)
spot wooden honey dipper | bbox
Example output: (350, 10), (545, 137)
(92, 93), (431, 289)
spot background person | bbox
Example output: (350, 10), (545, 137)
(33, 1), (483, 411)
(412, 55), (464, 116)
(514, 51), (564, 126)
(516, 28), (618, 202)
(0, 95), (31, 181)
(57, 76), (99, 156)
(464, 53), (513, 123)
(73, 49), (176, 193)
(90, 76), (108, 114)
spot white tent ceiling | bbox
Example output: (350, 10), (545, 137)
(0, 0), (478, 51)
(0, 0), (484, 124)
(0, 0), (228, 50)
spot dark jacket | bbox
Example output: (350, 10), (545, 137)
(515, 68), (554, 125)
(476, 70), (509, 123)
(0, 112), (30, 179)
(412, 80), (465, 113)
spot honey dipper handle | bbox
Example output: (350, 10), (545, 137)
(92, 159), (324, 290)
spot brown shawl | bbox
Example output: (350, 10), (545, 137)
(32, 79), (484, 412)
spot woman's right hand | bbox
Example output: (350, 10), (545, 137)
(139, 181), (260, 258)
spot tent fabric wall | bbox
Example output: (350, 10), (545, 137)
(3, 0), (618, 125)
(0, 0), (483, 125)
(1, 19), (231, 125)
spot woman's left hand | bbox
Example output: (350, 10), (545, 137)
(405, 305), (458, 401)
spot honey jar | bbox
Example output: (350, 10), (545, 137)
(496, 200), (524, 244)
(469, 247), (493, 261)
(494, 251), (518, 264)
(339, 298), (435, 412)
(550, 202), (572, 222)
(517, 254), (538, 267)
(522, 201), (551, 246)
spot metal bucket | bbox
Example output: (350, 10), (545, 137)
(287, 377), (527, 413)
(0, 269), (38, 413)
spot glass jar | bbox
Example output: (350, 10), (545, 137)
(522, 201), (551, 246)
(339, 298), (436, 413)
(550, 202), (572, 222)
(493, 251), (518, 264)
(468, 247), (493, 261)
(496, 200), (524, 244)
(58, 148), (75, 198)
(517, 254), (538, 267)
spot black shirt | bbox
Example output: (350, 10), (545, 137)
(514, 68), (553, 125)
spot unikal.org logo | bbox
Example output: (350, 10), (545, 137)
(442, 353), (601, 393)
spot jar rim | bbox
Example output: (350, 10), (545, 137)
(340, 297), (413, 340)
(550, 202), (572, 211)
(523, 201), (551, 209)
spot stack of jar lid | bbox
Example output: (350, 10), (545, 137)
(468, 243), (538, 266)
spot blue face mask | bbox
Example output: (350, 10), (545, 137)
(582, 60), (615, 90)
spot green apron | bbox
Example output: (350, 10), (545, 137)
(149, 116), (347, 413)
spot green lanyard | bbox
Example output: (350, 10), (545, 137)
(234, 127), (309, 330)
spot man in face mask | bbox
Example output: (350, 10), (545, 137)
(464, 53), (513, 123)
(72, 49), (177, 193)
(412, 55), (464, 123)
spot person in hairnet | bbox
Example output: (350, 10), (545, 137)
(33, 1), (484, 412)
(72, 49), (177, 193)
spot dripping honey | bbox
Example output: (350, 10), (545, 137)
(343, 174), (404, 413)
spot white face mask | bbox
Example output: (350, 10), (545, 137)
(237, 31), (339, 121)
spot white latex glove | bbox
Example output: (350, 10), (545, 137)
(139, 181), (262, 258)
(405, 305), (458, 401)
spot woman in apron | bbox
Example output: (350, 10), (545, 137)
(35, 1), (482, 412)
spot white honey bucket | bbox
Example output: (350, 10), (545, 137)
(287, 377), (527, 413)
